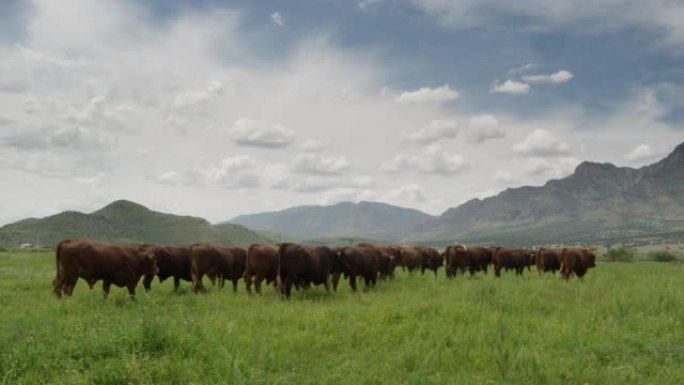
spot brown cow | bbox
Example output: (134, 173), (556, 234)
(189, 244), (246, 293)
(277, 243), (337, 298)
(357, 243), (397, 279)
(444, 245), (492, 278)
(391, 245), (423, 273)
(243, 244), (279, 294)
(559, 247), (597, 280)
(535, 248), (562, 275)
(141, 244), (191, 291)
(491, 247), (534, 277)
(52, 239), (158, 298)
(419, 246), (444, 276)
(334, 246), (380, 292)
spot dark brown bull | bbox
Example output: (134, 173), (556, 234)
(189, 244), (246, 293)
(357, 243), (397, 279)
(418, 246), (444, 276)
(535, 248), (562, 275)
(334, 246), (379, 292)
(52, 239), (158, 298)
(141, 244), (191, 291)
(491, 247), (534, 277)
(559, 247), (597, 280)
(444, 245), (492, 278)
(243, 243), (279, 294)
(392, 245), (423, 273)
(277, 243), (336, 298)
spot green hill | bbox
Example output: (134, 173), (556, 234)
(0, 200), (272, 248)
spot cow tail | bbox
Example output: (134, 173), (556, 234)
(55, 240), (66, 275)
(276, 244), (284, 295)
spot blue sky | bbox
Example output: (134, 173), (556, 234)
(0, 0), (682, 225)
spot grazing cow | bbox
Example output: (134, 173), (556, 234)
(52, 239), (158, 298)
(188, 244), (246, 293)
(277, 243), (336, 298)
(391, 245), (423, 273)
(444, 245), (492, 278)
(535, 248), (562, 275)
(419, 246), (444, 276)
(559, 247), (597, 280)
(243, 244), (280, 294)
(491, 247), (534, 277)
(357, 243), (397, 279)
(141, 244), (191, 291)
(334, 246), (380, 292)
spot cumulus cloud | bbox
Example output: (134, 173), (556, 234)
(524, 156), (579, 177)
(300, 139), (327, 151)
(513, 129), (570, 157)
(270, 11), (284, 26)
(232, 118), (295, 148)
(292, 153), (349, 175)
(467, 114), (505, 143)
(407, 119), (458, 144)
(522, 70), (574, 84)
(395, 84), (459, 104)
(493, 170), (513, 182)
(382, 144), (467, 175)
(491, 80), (530, 95)
(158, 155), (262, 188)
(624, 144), (655, 162)
(75, 172), (108, 187)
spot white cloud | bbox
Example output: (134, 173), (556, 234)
(524, 156), (579, 177)
(624, 144), (654, 162)
(75, 172), (108, 187)
(292, 153), (349, 175)
(493, 170), (513, 182)
(467, 114), (505, 142)
(513, 129), (570, 157)
(491, 80), (530, 95)
(395, 84), (459, 104)
(232, 118), (295, 148)
(300, 139), (327, 151)
(406, 0), (684, 53)
(522, 70), (574, 84)
(382, 144), (467, 175)
(407, 119), (458, 144)
(270, 11), (284, 26)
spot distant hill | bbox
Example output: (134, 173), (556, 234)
(406, 142), (684, 245)
(228, 201), (435, 241)
(0, 200), (272, 248)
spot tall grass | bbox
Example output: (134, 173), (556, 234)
(1, 251), (683, 384)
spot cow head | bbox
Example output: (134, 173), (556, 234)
(139, 245), (159, 275)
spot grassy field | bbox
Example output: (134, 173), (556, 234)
(1, 251), (684, 384)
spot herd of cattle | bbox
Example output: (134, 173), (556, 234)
(51, 239), (597, 299)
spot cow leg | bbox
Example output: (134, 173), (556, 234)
(284, 279), (293, 298)
(232, 279), (238, 293)
(254, 277), (264, 294)
(102, 279), (112, 298)
(349, 275), (358, 292)
(62, 276), (77, 296)
(52, 275), (63, 298)
(323, 277), (330, 292)
(331, 272), (340, 292)
(126, 281), (137, 299)
(173, 277), (181, 291)
(244, 273), (253, 294)
(143, 274), (154, 292)
(495, 266), (501, 277)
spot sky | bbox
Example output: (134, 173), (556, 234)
(0, 0), (683, 225)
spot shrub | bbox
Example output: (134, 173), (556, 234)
(604, 246), (635, 262)
(648, 250), (679, 262)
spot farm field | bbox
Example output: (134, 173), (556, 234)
(1, 250), (684, 384)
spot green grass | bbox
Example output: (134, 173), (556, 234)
(1, 251), (684, 384)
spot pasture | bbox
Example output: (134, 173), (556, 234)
(1, 250), (684, 384)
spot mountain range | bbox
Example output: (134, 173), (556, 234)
(2, 142), (683, 248)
